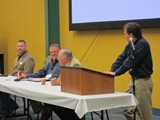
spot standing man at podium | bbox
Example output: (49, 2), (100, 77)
(41, 48), (82, 120)
(104, 22), (153, 120)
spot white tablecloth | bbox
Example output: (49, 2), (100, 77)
(0, 76), (137, 118)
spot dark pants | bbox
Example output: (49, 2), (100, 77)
(41, 104), (82, 120)
(41, 103), (52, 120)
(0, 92), (18, 115)
(52, 105), (82, 120)
(30, 100), (43, 113)
(0, 92), (9, 115)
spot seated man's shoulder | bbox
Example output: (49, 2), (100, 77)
(71, 56), (82, 67)
(44, 56), (51, 66)
(23, 53), (35, 63)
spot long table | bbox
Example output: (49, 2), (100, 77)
(0, 76), (137, 118)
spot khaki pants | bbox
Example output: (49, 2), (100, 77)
(124, 76), (153, 120)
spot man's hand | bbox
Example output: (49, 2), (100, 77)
(50, 78), (61, 86)
(103, 71), (116, 76)
(19, 72), (26, 78)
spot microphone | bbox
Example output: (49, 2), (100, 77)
(129, 37), (135, 50)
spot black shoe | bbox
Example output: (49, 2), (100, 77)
(0, 113), (5, 120)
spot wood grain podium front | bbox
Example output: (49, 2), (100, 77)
(61, 67), (114, 95)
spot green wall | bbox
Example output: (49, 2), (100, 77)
(45, 0), (60, 56)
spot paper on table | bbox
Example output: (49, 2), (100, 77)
(28, 78), (42, 82)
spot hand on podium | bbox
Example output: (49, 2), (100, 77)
(103, 71), (115, 76)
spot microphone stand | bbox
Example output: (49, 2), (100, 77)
(131, 49), (136, 120)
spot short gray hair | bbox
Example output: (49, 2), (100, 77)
(49, 43), (61, 50)
(60, 49), (73, 61)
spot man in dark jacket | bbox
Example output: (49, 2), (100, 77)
(104, 22), (153, 120)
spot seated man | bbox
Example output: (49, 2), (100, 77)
(20, 43), (61, 79)
(41, 48), (82, 120)
(0, 40), (35, 119)
(20, 43), (61, 114)
(50, 48), (82, 85)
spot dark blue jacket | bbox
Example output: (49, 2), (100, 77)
(110, 37), (153, 78)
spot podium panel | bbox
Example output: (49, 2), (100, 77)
(61, 67), (114, 95)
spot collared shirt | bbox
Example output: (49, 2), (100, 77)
(65, 62), (70, 67)
(26, 59), (60, 79)
(17, 51), (27, 61)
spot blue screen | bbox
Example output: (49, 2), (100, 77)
(69, 0), (160, 30)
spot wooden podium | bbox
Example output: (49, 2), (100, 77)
(61, 67), (114, 95)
